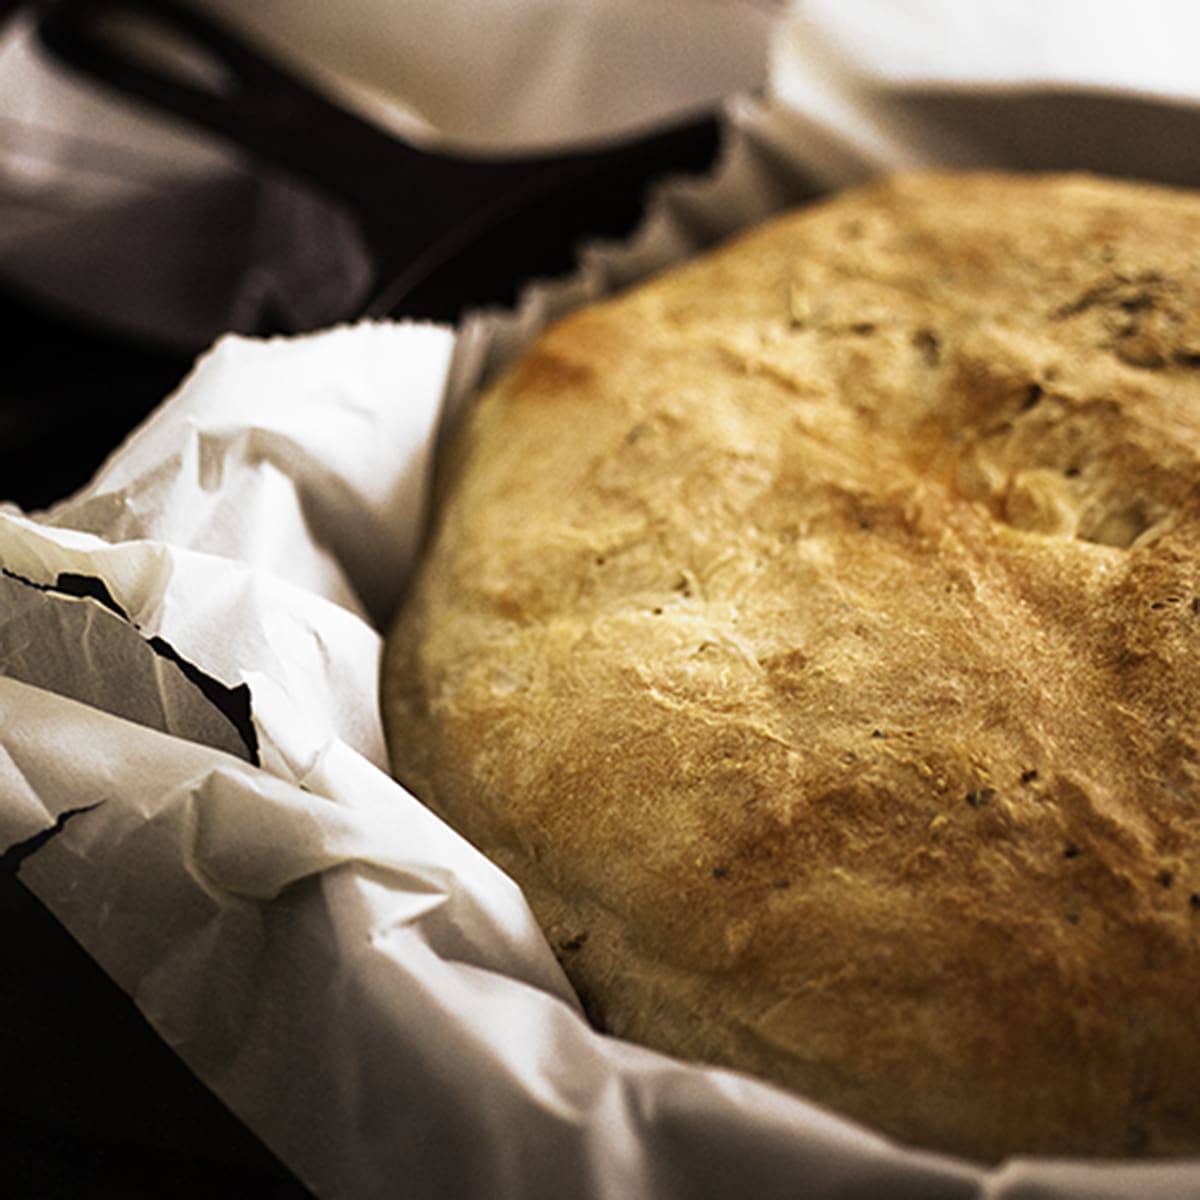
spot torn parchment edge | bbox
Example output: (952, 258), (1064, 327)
(1, 565), (258, 763)
(0, 506), (389, 784)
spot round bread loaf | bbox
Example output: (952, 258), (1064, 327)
(383, 172), (1200, 1162)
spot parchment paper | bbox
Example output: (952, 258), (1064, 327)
(5, 4), (1200, 1198)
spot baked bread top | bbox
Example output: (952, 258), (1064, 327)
(383, 172), (1200, 1162)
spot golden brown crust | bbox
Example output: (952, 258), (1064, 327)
(383, 172), (1200, 1161)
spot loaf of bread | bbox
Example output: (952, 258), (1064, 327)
(383, 172), (1200, 1162)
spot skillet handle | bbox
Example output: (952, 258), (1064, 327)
(35, 0), (723, 318)
(36, 0), (424, 213)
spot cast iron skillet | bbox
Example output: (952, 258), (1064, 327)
(35, 0), (722, 325)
